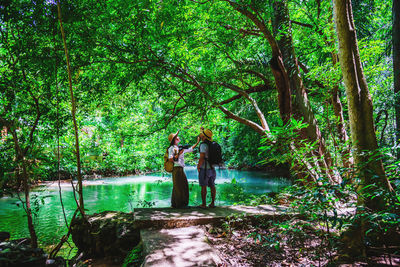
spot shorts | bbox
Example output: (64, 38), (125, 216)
(198, 168), (216, 187)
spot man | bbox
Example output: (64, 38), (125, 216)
(197, 128), (216, 208)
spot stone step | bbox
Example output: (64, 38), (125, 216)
(133, 204), (289, 229)
(140, 226), (222, 267)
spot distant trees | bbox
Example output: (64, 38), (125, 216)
(394, 0), (400, 157)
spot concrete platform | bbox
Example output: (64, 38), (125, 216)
(141, 226), (222, 267)
(134, 205), (289, 229)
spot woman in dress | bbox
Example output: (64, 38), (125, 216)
(168, 131), (200, 208)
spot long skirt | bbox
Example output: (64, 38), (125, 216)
(171, 166), (189, 208)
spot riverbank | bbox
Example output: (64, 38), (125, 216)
(32, 163), (291, 188)
(1, 162), (291, 194)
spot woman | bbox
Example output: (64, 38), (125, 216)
(168, 130), (200, 208)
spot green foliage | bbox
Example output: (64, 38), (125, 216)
(1, 0), (399, 263)
(221, 213), (248, 236)
(259, 118), (312, 169)
(0, 1), (398, 264)
(0, 0), (395, 184)
(247, 152), (400, 258)
(122, 242), (143, 267)
(220, 178), (248, 204)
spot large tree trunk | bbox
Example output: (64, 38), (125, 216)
(394, 0), (400, 158)
(272, 0), (337, 183)
(330, 57), (353, 170)
(327, 9), (352, 169)
(333, 0), (392, 210)
(227, 0), (338, 183)
(326, 7), (350, 146)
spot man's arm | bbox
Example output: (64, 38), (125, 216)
(192, 136), (200, 150)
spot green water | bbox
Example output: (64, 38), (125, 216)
(0, 167), (290, 247)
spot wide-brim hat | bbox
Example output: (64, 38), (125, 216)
(201, 129), (213, 141)
(168, 130), (180, 144)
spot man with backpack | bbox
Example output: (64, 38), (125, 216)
(197, 127), (222, 208)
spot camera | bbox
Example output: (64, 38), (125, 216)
(178, 145), (191, 151)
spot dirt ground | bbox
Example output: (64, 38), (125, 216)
(203, 222), (400, 267)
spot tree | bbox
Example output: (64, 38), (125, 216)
(0, 0), (56, 248)
(56, 0), (85, 215)
(333, 0), (393, 209)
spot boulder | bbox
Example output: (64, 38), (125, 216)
(0, 238), (47, 267)
(70, 211), (140, 259)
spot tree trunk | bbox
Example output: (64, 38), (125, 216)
(9, 127), (38, 249)
(333, 0), (392, 210)
(327, 8), (353, 169)
(57, 0), (85, 214)
(331, 60), (353, 170)
(227, 0), (338, 183)
(272, 0), (337, 183)
(20, 158), (38, 249)
(394, 0), (400, 158)
(324, 6), (350, 146)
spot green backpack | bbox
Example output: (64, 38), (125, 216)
(163, 148), (173, 173)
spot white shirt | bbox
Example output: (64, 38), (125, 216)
(168, 145), (194, 168)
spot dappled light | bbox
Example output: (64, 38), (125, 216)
(141, 226), (222, 266)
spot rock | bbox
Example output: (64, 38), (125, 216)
(46, 259), (55, 265)
(70, 211), (140, 260)
(46, 256), (65, 266)
(0, 238), (47, 267)
(0, 232), (10, 242)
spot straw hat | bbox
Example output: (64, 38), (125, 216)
(201, 128), (213, 141)
(168, 130), (180, 143)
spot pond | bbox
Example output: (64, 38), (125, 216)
(0, 167), (290, 248)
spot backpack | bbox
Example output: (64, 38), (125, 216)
(203, 140), (223, 166)
(163, 148), (173, 173)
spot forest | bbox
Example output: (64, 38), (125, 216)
(1, 0), (400, 266)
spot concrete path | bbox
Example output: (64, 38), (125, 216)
(134, 204), (289, 229)
(136, 205), (289, 266)
(141, 226), (222, 266)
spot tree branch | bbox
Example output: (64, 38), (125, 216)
(149, 46), (269, 136)
(176, 69), (269, 136)
(224, 0), (280, 55)
(215, 83), (271, 105)
(290, 20), (314, 29)
(223, 24), (262, 36)
(213, 82), (269, 132)
(23, 89), (41, 155)
(207, 40), (241, 65)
